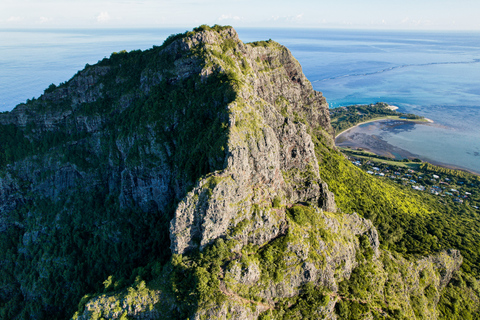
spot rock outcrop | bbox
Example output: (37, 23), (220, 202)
(169, 29), (337, 254)
(0, 25), (469, 320)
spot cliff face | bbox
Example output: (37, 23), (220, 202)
(0, 26), (469, 320)
(169, 28), (336, 256)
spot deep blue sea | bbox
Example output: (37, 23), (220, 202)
(1, 28), (479, 173)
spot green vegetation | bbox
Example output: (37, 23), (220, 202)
(0, 189), (172, 319)
(343, 149), (480, 211)
(2, 24), (479, 319)
(0, 25), (237, 319)
(162, 202), (335, 318)
(151, 24), (233, 52)
(168, 240), (233, 318)
(317, 142), (480, 274)
(262, 282), (331, 319)
(340, 147), (422, 168)
(248, 39), (275, 48)
(330, 102), (424, 134)
(322, 107), (480, 318)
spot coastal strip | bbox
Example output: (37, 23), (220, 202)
(330, 102), (433, 138)
(334, 116), (433, 139)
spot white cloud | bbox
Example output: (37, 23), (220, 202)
(97, 12), (111, 23)
(7, 16), (23, 22)
(288, 13), (304, 22)
(39, 16), (51, 24)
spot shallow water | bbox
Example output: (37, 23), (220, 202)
(336, 119), (480, 174)
(1, 28), (479, 173)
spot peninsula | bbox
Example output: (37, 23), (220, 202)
(330, 102), (431, 137)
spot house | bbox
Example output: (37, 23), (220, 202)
(433, 174), (439, 179)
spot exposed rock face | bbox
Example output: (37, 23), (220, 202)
(0, 26), (468, 320)
(169, 28), (336, 255)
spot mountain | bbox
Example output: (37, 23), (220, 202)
(0, 25), (478, 319)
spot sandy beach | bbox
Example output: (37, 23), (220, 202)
(335, 118), (436, 162)
(335, 116), (433, 139)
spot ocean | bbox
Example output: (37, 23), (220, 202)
(1, 28), (479, 173)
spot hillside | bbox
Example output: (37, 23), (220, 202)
(0, 25), (478, 319)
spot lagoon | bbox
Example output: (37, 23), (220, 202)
(336, 119), (480, 174)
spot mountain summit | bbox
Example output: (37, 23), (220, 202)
(0, 25), (476, 319)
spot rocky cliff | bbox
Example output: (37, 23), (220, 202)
(0, 25), (474, 320)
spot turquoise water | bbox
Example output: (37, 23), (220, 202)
(337, 119), (480, 174)
(240, 29), (480, 174)
(1, 28), (479, 173)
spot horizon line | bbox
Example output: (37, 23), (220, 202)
(2, 25), (480, 33)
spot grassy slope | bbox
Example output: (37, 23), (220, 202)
(315, 136), (480, 318)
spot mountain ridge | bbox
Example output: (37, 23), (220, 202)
(0, 25), (477, 319)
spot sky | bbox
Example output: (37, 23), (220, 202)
(1, 0), (480, 30)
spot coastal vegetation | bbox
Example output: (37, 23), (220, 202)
(317, 143), (480, 318)
(330, 105), (480, 272)
(330, 102), (425, 134)
(327, 106), (480, 318)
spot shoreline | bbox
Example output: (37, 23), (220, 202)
(335, 118), (480, 177)
(334, 116), (433, 139)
